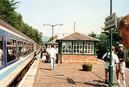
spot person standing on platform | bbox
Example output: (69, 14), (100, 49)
(48, 45), (57, 70)
(40, 48), (43, 58)
(117, 44), (126, 86)
(102, 46), (119, 84)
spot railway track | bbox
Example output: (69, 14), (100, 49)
(9, 58), (35, 87)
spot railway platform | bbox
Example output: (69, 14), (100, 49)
(19, 57), (129, 87)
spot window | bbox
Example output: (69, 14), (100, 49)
(0, 36), (4, 66)
(7, 38), (16, 46)
(73, 41), (83, 54)
(62, 41), (72, 53)
(7, 38), (16, 63)
(18, 41), (23, 57)
(84, 42), (94, 54)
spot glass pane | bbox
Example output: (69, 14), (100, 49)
(62, 41), (72, 53)
(7, 38), (12, 45)
(7, 47), (16, 63)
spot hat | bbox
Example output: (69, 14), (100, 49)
(119, 44), (124, 47)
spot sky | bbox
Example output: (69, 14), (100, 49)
(16, 0), (129, 38)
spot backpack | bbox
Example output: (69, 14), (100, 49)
(103, 52), (110, 62)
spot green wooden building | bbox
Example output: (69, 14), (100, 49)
(56, 32), (99, 64)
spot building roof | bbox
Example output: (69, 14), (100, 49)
(57, 32), (99, 41)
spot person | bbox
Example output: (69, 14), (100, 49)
(42, 48), (46, 62)
(118, 14), (129, 49)
(40, 48), (43, 58)
(46, 46), (50, 63)
(48, 45), (57, 70)
(102, 46), (119, 84)
(117, 44), (126, 86)
(21, 47), (26, 55)
(34, 52), (38, 60)
(8, 48), (13, 55)
(0, 48), (3, 66)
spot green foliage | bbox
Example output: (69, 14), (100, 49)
(88, 32), (97, 38)
(0, 0), (43, 45)
(48, 37), (54, 42)
(88, 17), (129, 59)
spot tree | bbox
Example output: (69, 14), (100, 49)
(0, 0), (43, 45)
(48, 37), (54, 42)
(88, 17), (124, 59)
(88, 32), (97, 38)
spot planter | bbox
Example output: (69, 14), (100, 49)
(82, 65), (92, 71)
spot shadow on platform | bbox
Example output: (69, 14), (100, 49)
(67, 78), (76, 85)
(39, 68), (51, 71)
(84, 82), (107, 87)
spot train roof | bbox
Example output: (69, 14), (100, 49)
(0, 18), (36, 43)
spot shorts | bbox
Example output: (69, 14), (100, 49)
(104, 62), (110, 71)
(105, 68), (109, 72)
(118, 61), (125, 73)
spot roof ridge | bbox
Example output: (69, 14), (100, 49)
(58, 32), (99, 41)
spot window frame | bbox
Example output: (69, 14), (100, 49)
(6, 37), (16, 47)
(6, 37), (17, 63)
(73, 41), (83, 54)
(62, 41), (72, 54)
(84, 42), (94, 54)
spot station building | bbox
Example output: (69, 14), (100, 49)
(56, 32), (99, 64)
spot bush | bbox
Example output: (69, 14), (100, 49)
(82, 63), (92, 71)
(83, 63), (92, 67)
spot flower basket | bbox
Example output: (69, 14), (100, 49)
(82, 63), (92, 71)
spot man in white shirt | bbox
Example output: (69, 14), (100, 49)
(48, 45), (57, 70)
(102, 46), (119, 84)
(0, 48), (3, 66)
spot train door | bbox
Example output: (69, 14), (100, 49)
(0, 36), (4, 66)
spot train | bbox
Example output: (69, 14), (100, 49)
(0, 18), (40, 86)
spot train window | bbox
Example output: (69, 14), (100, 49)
(18, 41), (24, 57)
(7, 38), (12, 45)
(6, 38), (16, 63)
(0, 36), (4, 66)
(7, 38), (16, 46)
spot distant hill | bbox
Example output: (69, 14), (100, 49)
(42, 36), (50, 42)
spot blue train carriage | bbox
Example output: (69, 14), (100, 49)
(0, 18), (38, 86)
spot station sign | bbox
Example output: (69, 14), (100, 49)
(105, 13), (117, 30)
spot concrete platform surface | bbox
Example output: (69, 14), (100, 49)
(33, 59), (129, 87)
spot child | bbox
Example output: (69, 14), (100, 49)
(42, 55), (46, 62)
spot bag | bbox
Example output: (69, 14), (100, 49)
(103, 53), (110, 62)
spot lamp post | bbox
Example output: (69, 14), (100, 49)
(43, 24), (63, 37)
(105, 0), (116, 86)
(109, 0), (113, 86)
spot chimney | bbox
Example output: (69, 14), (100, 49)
(54, 35), (58, 40)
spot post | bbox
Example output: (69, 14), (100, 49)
(43, 24), (63, 38)
(52, 26), (54, 37)
(109, 0), (113, 86)
(74, 22), (76, 33)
